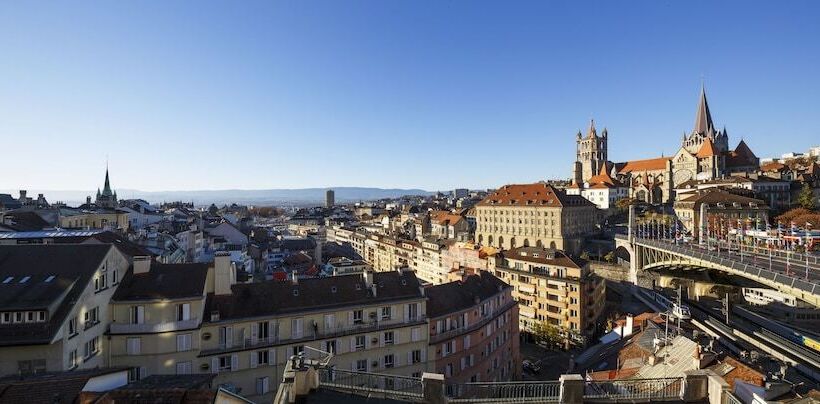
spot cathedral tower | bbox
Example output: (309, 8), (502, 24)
(682, 85), (729, 154)
(573, 120), (608, 184)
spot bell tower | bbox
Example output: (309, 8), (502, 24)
(574, 120), (608, 183)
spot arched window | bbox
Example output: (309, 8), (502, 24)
(536, 240), (543, 248)
(498, 236), (504, 249)
(523, 239), (530, 247)
(477, 234), (483, 245)
(510, 237), (517, 249)
(488, 235), (494, 247)
(549, 241), (557, 249)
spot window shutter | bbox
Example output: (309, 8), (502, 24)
(395, 352), (402, 367)
(251, 323), (259, 342)
(460, 357), (466, 370)
(263, 377), (270, 393)
(269, 349), (276, 365)
(393, 332), (400, 345)
(231, 354), (239, 371)
(139, 366), (147, 379)
(225, 327), (233, 347)
(348, 311), (354, 325)
(407, 352), (412, 365)
(350, 337), (355, 352)
(379, 334), (384, 347)
(137, 306), (145, 324)
(269, 321), (276, 340)
(250, 351), (258, 368)
(404, 305), (409, 323)
(211, 357), (219, 374)
(441, 343), (447, 356)
(421, 349), (426, 362)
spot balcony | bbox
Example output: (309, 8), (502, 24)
(109, 318), (200, 334)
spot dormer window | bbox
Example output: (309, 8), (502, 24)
(293, 289), (299, 296)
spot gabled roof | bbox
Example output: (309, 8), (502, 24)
(616, 157), (671, 173)
(587, 163), (623, 188)
(725, 140), (758, 167)
(496, 246), (586, 269)
(696, 137), (718, 158)
(426, 273), (510, 318)
(112, 261), (209, 302)
(205, 271), (422, 320)
(477, 183), (595, 208)
(0, 244), (113, 345)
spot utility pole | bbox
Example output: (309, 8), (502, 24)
(723, 293), (730, 324)
(677, 284), (683, 330)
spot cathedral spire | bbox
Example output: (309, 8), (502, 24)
(102, 167), (112, 196)
(693, 84), (714, 135)
(587, 119), (597, 138)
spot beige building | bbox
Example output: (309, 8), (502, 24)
(108, 256), (212, 380)
(198, 266), (429, 402)
(673, 188), (768, 240)
(59, 207), (130, 232)
(474, 183), (599, 254)
(488, 246), (605, 346)
(0, 244), (129, 377)
(412, 239), (451, 285)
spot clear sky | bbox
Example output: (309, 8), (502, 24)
(1, 1), (819, 192)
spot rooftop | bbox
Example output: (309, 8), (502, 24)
(112, 261), (210, 302)
(426, 272), (510, 318)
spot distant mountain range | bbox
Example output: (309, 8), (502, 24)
(1, 187), (434, 207)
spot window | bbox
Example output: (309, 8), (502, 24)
(37, 311), (46, 322)
(176, 361), (192, 375)
(68, 316), (78, 336)
(177, 333), (192, 352)
(84, 336), (100, 359)
(112, 269), (118, 285)
(355, 335), (365, 350)
(94, 273), (106, 292)
(325, 340), (337, 354)
(381, 306), (392, 320)
(68, 349), (78, 369)
(1, 312), (9, 323)
(411, 350), (422, 364)
(85, 307), (99, 329)
(353, 310), (363, 324)
(384, 331), (394, 345)
(218, 356), (232, 371)
(26, 311), (34, 322)
(256, 350), (270, 365)
(384, 354), (394, 368)
(256, 377), (270, 395)
(219, 326), (233, 348)
(356, 359), (367, 371)
(408, 303), (419, 321)
(291, 318), (303, 339)
(17, 359), (46, 375)
(126, 337), (141, 355)
(19, 276), (30, 284)
(291, 345), (303, 356)
(464, 335), (471, 349)
(411, 327), (421, 342)
(176, 303), (191, 321)
(258, 321), (270, 339)
(130, 306), (144, 324)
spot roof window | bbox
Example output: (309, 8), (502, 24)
(45, 275), (55, 283)
(2, 276), (12, 284)
(19, 276), (31, 284)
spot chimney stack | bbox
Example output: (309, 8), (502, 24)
(292, 271), (299, 285)
(214, 252), (235, 295)
(133, 256), (152, 274)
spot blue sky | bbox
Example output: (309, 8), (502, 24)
(1, 1), (818, 192)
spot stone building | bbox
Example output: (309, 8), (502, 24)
(474, 183), (599, 254)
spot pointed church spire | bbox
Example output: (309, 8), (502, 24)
(693, 84), (714, 135)
(587, 119), (597, 138)
(102, 167), (112, 196)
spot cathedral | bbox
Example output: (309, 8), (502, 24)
(571, 85), (759, 204)
(94, 168), (118, 209)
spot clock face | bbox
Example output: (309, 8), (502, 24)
(674, 170), (692, 184)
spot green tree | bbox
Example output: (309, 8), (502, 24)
(531, 321), (563, 349)
(603, 251), (616, 263)
(580, 251), (591, 260)
(798, 182), (816, 210)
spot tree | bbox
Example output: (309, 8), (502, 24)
(531, 321), (563, 349)
(615, 197), (635, 212)
(580, 251), (591, 260)
(798, 182), (816, 210)
(603, 251), (616, 263)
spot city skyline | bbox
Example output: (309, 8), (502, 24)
(2, 1), (819, 191)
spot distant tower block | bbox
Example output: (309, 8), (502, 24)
(326, 189), (335, 208)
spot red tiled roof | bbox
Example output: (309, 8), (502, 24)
(696, 138), (718, 158)
(617, 157), (671, 173)
(477, 183), (594, 207)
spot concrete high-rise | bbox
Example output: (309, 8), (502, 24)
(325, 189), (335, 208)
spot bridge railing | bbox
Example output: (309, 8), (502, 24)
(633, 238), (818, 295)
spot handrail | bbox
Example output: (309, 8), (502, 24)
(430, 301), (517, 344)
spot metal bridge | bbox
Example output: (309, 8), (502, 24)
(615, 207), (820, 307)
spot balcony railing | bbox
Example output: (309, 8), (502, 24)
(318, 367), (424, 402)
(429, 301), (517, 344)
(109, 318), (199, 334)
(583, 377), (683, 401)
(447, 381), (560, 403)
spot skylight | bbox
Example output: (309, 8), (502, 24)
(45, 275), (56, 283)
(2, 276), (13, 284)
(19, 276), (31, 283)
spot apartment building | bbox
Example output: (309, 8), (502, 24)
(488, 246), (605, 346)
(108, 256), (212, 380)
(474, 183), (599, 254)
(412, 238), (451, 285)
(199, 266), (429, 401)
(426, 272), (520, 391)
(0, 244), (130, 376)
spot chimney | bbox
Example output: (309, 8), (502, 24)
(133, 256), (152, 274)
(292, 270), (299, 285)
(363, 270), (374, 289)
(214, 252), (235, 295)
(19, 190), (26, 200)
(86, 196), (92, 205)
